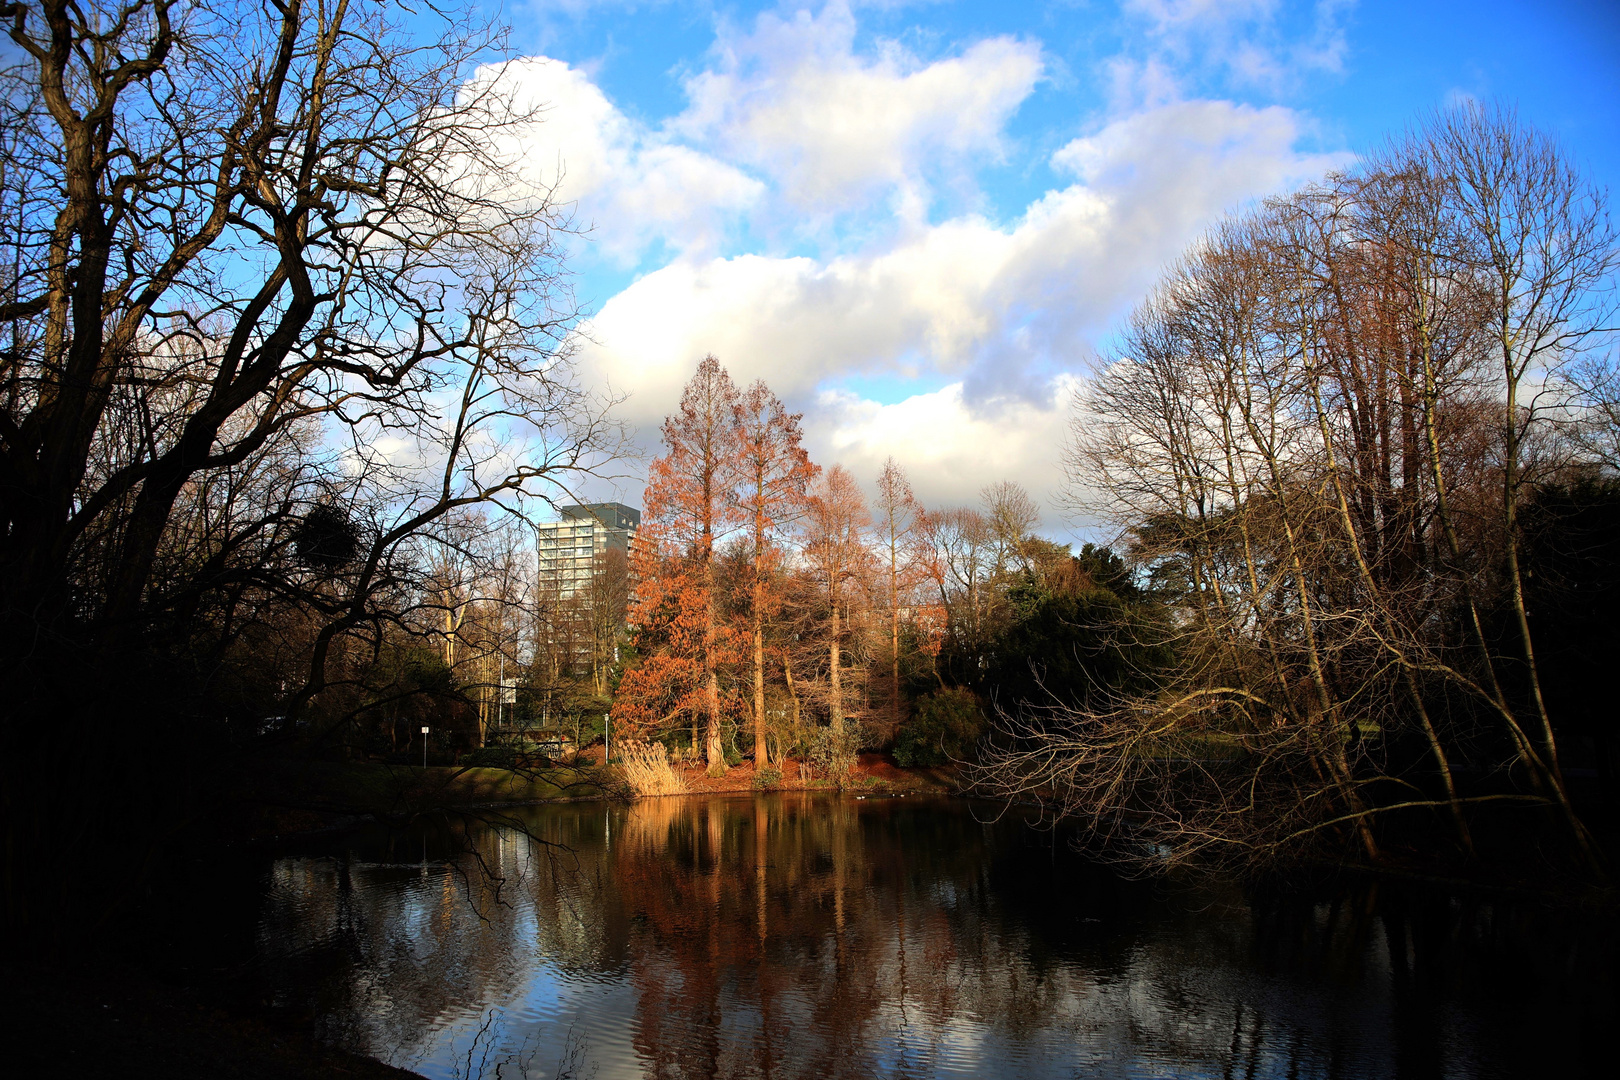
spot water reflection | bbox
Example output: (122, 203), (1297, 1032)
(243, 795), (1609, 1079)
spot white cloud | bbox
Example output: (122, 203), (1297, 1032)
(464, 57), (765, 263)
(1128, 0), (1278, 31)
(674, 1), (1043, 220)
(462, 5), (1042, 262)
(570, 98), (1343, 521)
(466, 5), (1359, 531)
(578, 98), (1343, 420)
(808, 379), (1078, 526)
(577, 222), (1019, 417)
(1122, 0), (1353, 94)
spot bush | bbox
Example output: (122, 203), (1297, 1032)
(893, 687), (985, 767)
(806, 725), (859, 781)
(752, 765), (783, 790)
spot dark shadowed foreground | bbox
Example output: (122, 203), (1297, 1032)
(124, 794), (1611, 1079)
(3, 963), (424, 1080)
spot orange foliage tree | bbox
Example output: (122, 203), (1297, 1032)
(615, 356), (744, 775)
(734, 381), (818, 767)
(802, 465), (872, 739)
(874, 457), (924, 734)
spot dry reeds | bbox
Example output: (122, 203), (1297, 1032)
(617, 740), (687, 798)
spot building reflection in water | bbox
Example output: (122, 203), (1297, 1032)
(248, 794), (1610, 1079)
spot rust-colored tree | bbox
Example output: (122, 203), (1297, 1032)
(874, 458), (924, 735)
(802, 465), (872, 742)
(735, 381), (818, 766)
(615, 357), (744, 775)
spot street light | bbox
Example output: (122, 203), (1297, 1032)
(421, 725), (430, 770)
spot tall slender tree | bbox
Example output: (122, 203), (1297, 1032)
(981, 481), (1040, 579)
(920, 506), (994, 676)
(617, 356), (743, 774)
(803, 465), (871, 739)
(735, 381), (818, 766)
(874, 459), (922, 733)
(1425, 103), (1617, 857)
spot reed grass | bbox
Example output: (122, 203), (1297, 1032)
(618, 740), (687, 797)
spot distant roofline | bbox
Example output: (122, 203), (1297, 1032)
(558, 502), (640, 528)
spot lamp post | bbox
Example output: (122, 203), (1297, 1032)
(421, 725), (430, 770)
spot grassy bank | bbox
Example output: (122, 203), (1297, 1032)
(228, 757), (615, 839)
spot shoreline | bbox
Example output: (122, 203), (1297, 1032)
(227, 756), (1613, 907)
(228, 752), (962, 842)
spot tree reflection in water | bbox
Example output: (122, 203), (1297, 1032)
(246, 795), (1611, 1079)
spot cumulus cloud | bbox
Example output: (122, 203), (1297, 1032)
(481, 4), (1356, 532)
(577, 98), (1343, 422)
(567, 97), (1343, 523)
(465, 57), (765, 263)
(675, 1), (1043, 220)
(806, 379), (1078, 525)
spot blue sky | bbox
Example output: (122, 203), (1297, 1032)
(472, 0), (1620, 527)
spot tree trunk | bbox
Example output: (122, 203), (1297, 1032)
(784, 658), (802, 755)
(829, 597), (843, 735)
(891, 562), (901, 734)
(1500, 350), (1596, 867)
(753, 614), (768, 766)
(704, 525), (726, 775)
(706, 670), (725, 774)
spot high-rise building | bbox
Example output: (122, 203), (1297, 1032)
(536, 503), (640, 598)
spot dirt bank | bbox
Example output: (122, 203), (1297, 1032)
(661, 752), (960, 796)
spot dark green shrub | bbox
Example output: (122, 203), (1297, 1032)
(990, 585), (1173, 712)
(752, 766), (783, 790)
(806, 725), (859, 779)
(893, 687), (985, 767)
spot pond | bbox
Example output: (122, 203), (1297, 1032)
(158, 794), (1610, 1078)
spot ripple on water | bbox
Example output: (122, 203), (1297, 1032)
(226, 796), (1612, 1080)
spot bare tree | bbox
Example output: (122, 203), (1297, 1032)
(0, 1), (622, 931)
(981, 480), (1040, 578)
(919, 506), (995, 677)
(1011, 105), (1617, 874)
(1424, 103), (1618, 853)
(585, 546), (631, 698)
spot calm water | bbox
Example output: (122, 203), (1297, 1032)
(162, 794), (1611, 1078)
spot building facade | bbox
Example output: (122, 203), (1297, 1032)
(536, 503), (640, 598)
